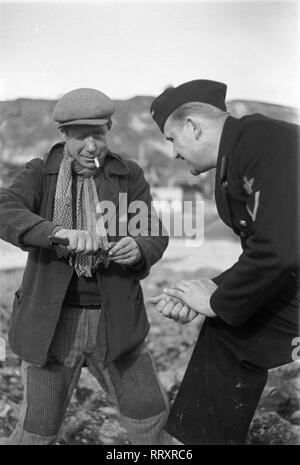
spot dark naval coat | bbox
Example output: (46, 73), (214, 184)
(211, 114), (299, 326)
(166, 114), (299, 445)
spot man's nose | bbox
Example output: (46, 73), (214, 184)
(85, 137), (96, 152)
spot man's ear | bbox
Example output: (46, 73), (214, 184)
(186, 117), (201, 139)
(59, 129), (68, 141)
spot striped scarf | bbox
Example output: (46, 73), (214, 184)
(52, 149), (108, 277)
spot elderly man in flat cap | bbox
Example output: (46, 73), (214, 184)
(150, 80), (299, 444)
(0, 88), (172, 445)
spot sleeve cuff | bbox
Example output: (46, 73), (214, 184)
(127, 242), (147, 271)
(21, 221), (61, 249)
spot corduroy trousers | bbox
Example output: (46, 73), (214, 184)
(6, 306), (172, 445)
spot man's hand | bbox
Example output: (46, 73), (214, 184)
(108, 237), (142, 265)
(162, 279), (218, 318)
(150, 293), (204, 325)
(54, 228), (99, 254)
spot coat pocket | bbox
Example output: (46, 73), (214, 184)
(14, 286), (23, 303)
(124, 278), (143, 304)
(10, 286), (24, 331)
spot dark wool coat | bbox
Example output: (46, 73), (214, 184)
(0, 143), (168, 366)
(165, 114), (299, 445)
(211, 114), (299, 326)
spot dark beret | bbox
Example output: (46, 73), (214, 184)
(150, 79), (227, 132)
(53, 88), (115, 128)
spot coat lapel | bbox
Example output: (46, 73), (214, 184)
(215, 116), (241, 229)
(215, 155), (232, 228)
(96, 172), (122, 232)
(97, 153), (129, 233)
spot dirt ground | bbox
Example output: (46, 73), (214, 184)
(0, 249), (299, 445)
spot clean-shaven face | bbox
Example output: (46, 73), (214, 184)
(63, 124), (109, 169)
(163, 116), (213, 175)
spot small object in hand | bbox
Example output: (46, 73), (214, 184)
(97, 242), (116, 267)
(48, 234), (69, 259)
(95, 244), (114, 268)
(48, 232), (113, 267)
(49, 236), (70, 247)
(94, 157), (100, 169)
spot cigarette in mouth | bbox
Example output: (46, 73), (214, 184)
(94, 157), (100, 168)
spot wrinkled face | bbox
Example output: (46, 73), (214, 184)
(164, 116), (213, 175)
(63, 124), (109, 169)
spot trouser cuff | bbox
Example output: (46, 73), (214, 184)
(121, 409), (176, 445)
(6, 425), (57, 445)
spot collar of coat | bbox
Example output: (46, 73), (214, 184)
(44, 142), (130, 177)
(216, 115), (241, 183)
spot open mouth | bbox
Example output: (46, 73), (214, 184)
(176, 154), (185, 161)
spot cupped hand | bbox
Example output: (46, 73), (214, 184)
(162, 279), (218, 318)
(150, 293), (199, 324)
(108, 237), (142, 265)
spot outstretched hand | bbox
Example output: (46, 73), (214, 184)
(162, 279), (218, 318)
(150, 293), (205, 325)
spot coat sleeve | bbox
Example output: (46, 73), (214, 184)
(126, 161), (169, 280)
(211, 267), (233, 286)
(210, 122), (299, 326)
(0, 158), (58, 250)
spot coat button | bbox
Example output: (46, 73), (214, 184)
(222, 180), (228, 188)
(239, 219), (247, 227)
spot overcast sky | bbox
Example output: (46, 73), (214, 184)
(0, 0), (299, 106)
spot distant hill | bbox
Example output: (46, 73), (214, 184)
(228, 100), (298, 124)
(0, 96), (298, 191)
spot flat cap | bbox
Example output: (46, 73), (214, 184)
(150, 79), (227, 132)
(53, 88), (115, 128)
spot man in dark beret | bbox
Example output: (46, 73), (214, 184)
(150, 79), (299, 444)
(0, 88), (172, 445)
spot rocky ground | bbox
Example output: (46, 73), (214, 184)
(0, 266), (299, 445)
